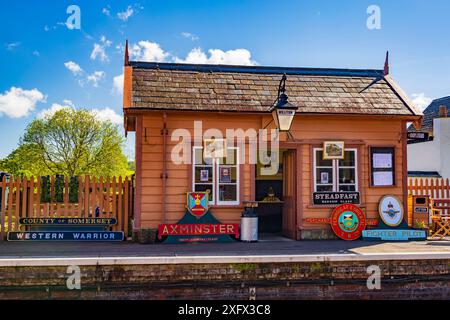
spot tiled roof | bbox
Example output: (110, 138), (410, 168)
(129, 62), (421, 116)
(408, 171), (442, 178)
(408, 96), (450, 133)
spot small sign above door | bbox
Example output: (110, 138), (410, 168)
(407, 132), (429, 141)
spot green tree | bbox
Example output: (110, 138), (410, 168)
(0, 108), (133, 177)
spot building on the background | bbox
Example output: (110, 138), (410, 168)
(122, 45), (422, 240)
(408, 97), (450, 179)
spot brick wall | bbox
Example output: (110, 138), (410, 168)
(0, 259), (448, 299)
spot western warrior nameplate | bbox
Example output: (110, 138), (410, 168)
(8, 231), (124, 242)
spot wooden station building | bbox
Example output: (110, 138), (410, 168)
(122, 47), (423, 240)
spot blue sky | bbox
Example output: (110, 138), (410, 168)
(1, 0), (450, 159)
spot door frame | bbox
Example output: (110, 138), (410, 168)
(280, 143), (302, 240)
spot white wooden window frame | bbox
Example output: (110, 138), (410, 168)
(192, 146), (240, 206)
(313, 148), (358, 193)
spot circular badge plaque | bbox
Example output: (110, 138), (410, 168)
(331, 204), (366, 241)
(378, 195), (404, 227)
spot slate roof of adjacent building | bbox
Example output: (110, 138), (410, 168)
(408, 96), (450, 133)
(408, 171), (442, 178)
(128, 61), (422, 117)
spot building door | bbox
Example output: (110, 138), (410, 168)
(282, 149), (297, 239)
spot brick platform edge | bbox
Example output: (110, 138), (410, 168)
(0, 255), (448, 300)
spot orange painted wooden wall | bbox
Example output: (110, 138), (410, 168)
(137, 111), (406, 237)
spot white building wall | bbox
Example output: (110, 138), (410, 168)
(407, 118), (450, 179)
(436, 118), (450, 179)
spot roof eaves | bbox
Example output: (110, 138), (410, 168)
(384, 75), (423, 117)
(129, 61), (385, 78)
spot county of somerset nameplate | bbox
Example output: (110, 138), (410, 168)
(19, 217), (117, 226)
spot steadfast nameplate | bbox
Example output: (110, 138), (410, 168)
(7, 231), (124, 242)
(313, 192), (360, 205)
(19, 218), (117, 226)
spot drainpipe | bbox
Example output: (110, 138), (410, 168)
(162, 112), (168, 223)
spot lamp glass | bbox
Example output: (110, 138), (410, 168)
(272, 108), (295, 132)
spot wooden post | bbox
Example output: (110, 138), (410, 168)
(430, 179), (435, 199)
(117, 177), (123, 232)
(14, 177), (21, 232)
(77, 176), (83, 218)
(84, 176), (89, 218)
(50, 175), (55, 217)
(21, 177), (28, 226)
(105, 177), (111, 219)
(36, 177), (41, 218)
(112, 177), (117, 228)
(124, 176), (129, 237)
(0, 176), (7, 240)
(90, 176), (97, 218)
(29, 177), (34, 218)
(64, 176), (70, 217)
(99, 177), (104, 217)
(6, 177), (13, 234)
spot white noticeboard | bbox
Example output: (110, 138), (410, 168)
(373, 153), (392, 169)
(373, 171), (393, 186)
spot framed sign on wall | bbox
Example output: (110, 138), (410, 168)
(370, 147), (395, 187)
(323, 141), (345, 160)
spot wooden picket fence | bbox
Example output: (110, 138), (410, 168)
(0, 175), (134, 240)
(408, 177), (450, 216)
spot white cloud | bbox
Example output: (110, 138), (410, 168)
(62, 99), (75, 107)
(102, 7), (111, 16)
(412, 93), (433, 111)
(87, 71), (105, 87)
(93, 108), (123, 125)
(0, 87), (46, 118)
(64, 61), (83, 75)
(128, 40), (257, 66)
(38, 101), (122, 125)
(113, 73), (124, 95)
(174, 48), (257, 65)
(91, 44), (108, 62)
(130, 41), (170, 62)
(181, 32), (199, 41)
(100, 35), (112, 47)
(5, 42), (20, 51)
(65, 61), (106, 88)
(38, 100), (75, 119)
(117, 6), (134, 21)
(90, 36), (112, 62)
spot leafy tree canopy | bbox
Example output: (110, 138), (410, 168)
(0, 108), (133, 177)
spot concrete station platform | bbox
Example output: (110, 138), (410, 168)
(0, 239), (449, 266)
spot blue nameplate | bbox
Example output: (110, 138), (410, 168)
(7, 231), (124, 242)
(362, 229), (427, 241)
